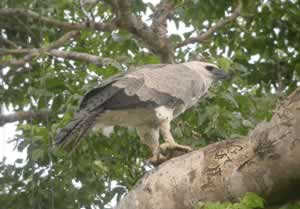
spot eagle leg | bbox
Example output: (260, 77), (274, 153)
(159, 120), (193, 153)
(136, 125), (166, 165)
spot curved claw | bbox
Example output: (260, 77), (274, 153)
(146, 154), (168, 166)
(160, 142), (193, 152)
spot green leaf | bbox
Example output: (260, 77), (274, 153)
(217, 57), (233, 71)
(31, 148), (44, 161)
(241, 192), (264, 209)
(199, 193), (264, 209)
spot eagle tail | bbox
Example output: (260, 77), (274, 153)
(54, 110), (101, 149)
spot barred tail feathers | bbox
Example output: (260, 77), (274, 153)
(54, 110), (101, 149)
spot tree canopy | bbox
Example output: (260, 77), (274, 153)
(0, 0), (299, 208)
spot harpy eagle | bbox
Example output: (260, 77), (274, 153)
(55, 61), (227, 163)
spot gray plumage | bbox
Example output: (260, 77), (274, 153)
(55, 61), (227, 163)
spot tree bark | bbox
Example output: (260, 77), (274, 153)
(115, 87), (300, 209)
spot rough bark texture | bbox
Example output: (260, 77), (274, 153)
(115, 88), (300, 209)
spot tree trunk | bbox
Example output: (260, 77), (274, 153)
(115, 88), (300, 209)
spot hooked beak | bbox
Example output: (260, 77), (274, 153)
(213, 69), (228, 80)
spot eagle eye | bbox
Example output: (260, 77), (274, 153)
(205, 66), (214, 72)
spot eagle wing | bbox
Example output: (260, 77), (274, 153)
(101, 63), (206, 111)
(78, 64), (168, 111)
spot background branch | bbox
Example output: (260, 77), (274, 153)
(0, 8), (117, 32)
(151, 0), (175, 35)
(47, 50), (115, 66)
(0, 110), (50, 127)
(151, 0), (175, 61)
(0, 48), (115, 66)
(175, 2), (241, 48)
(0, 48), (34, 55)
(0, 2), (242, 64)
(0, 37), (19, 48)
(80, 0), (93, 20)
(0, 31), (80, 68)
(113, 0), (174, 63)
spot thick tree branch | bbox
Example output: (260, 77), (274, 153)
(0, 31), (80, 68)
(0, 48), (33, 55)
(0, 110), (50, 126)
(0, 6), (174, 63)
(113, 0), (174, 63)
(0, 37), (19, 48)
(151, 0), (175, 60)
(175, 3), (241, 48)
(151, 0), (175, 35)
(0, 8), (117, 32)
(115, 87), (300, 209)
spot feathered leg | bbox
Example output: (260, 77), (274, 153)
(159, 120), (192, 152)
(136, 125), (166, 165)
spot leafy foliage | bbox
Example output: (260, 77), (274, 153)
(198, 193), (300, 209)
(280, 202), (300, 209)
(0, 0), (299, 208)
(198, 192), (265, 209)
